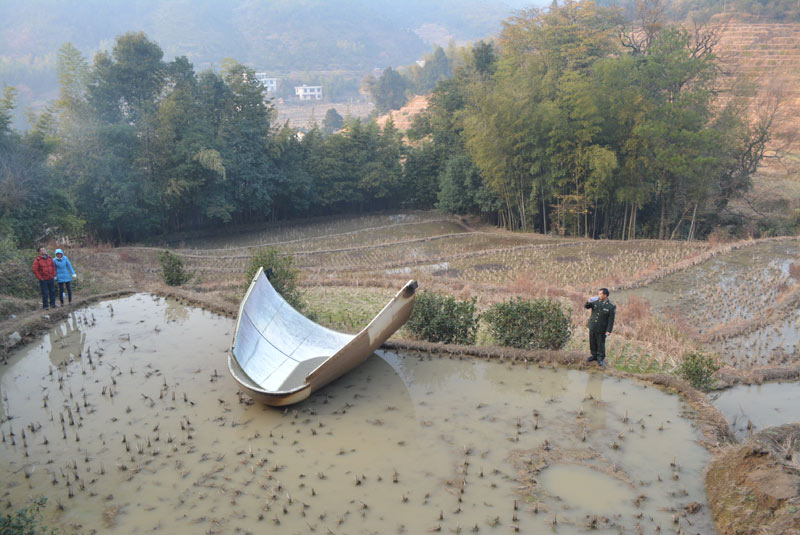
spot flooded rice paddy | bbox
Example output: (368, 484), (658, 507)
(1, 295), (715, 534)
(710, 382), (800, 441)
(622, 239), (800, 367)
(170, 213), (462, 251)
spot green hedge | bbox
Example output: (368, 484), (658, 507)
(678, 352), (720, 390)
(0, 496), (59, 535)
(245, 248), (304, 312)
(405, 291), (479, 344)
(484, 297), (572, 350)
(158, 251), (191, 286)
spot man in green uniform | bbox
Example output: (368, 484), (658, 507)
(584, 288), (615, 367)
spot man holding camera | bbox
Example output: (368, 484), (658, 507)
(584, 288), (615, 367)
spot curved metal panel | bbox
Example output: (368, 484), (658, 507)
(229, 267), (417, 406)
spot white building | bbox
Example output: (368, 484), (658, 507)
(254, 73), (278, 93)
(295, 85), (323, 101)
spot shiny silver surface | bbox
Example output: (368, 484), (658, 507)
(230, 268), (417, 406)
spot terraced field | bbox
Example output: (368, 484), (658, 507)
(7, 211), (799, 377)
(715, 18), (800, 168)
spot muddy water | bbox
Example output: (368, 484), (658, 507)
(710, 382), (800, 440)
(539, 464), (633, 510)
(1, 295), (714, 534)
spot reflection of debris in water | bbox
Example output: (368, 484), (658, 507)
(710, 382), (800, 440)
(47, 312), (87, 368)
(1, 295), (715, 534)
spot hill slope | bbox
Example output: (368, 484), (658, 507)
(0, 0), (535, 129)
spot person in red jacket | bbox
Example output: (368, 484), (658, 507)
(33, 247), (57, 309)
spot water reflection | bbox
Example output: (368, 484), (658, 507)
(164, 296), (190, 323)
(582, 372), (607, 430)
(47, 312), (86, 368)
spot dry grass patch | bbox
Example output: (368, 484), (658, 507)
(304, 285), (398, 332)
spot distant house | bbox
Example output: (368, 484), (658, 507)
(254, 73), (278, 93)
(295, 85), (323, 101)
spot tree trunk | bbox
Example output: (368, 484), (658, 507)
(541, 191), (547, 235)
(658, 192), (666, 240)
(670, 207), (691, 240)
(621, 201), (628, 241)
(628, 202), (636, 240)
(584, 206), (589, 239)
(688, 202), (698, 241)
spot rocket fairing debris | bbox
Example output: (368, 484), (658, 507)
(229, 267), (417, 406)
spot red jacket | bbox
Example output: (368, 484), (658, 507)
(33, 255), (57, 281)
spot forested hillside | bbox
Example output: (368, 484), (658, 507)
(2, 0), (785, 248)
(0, 0), (534, 129)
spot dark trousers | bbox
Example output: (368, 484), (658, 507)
(58, 281), (72, 304)
(589, 331), (607, 361)
(39, 279), (56, 309)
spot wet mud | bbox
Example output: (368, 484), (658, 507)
(706, 424), (800, 535)
(1, 295), (715, 534)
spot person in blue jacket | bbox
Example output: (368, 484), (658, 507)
(53, 248), (77, 306)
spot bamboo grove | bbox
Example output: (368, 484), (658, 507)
(0, 1), (776, 246)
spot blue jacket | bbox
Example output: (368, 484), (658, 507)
(53, 249), (76, 282)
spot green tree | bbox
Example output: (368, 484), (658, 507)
(414, 46), (452, 93)
(219, 60), (278, 224)
(471, 40), (497, 78)
(0, 87), (81, 245)
(462, 1), (622, 233)
(159, 251), (191, 286)
(67, 32), (168, 241)
(322, 108), (344, 134)
(359, 119), (403, 204)
(305, 123), (364, 212)
(402, 141), (441, 209)
(245, 248), (304, 311)
(366, 67), (408, 114)
(437, 153), (496, 215)
(269, 123), (315, 219)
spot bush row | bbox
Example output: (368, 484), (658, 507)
(405, 291), (573, 350)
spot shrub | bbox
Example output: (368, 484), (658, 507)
(158, 251), (191, 286)
(484, 297), (572, 350)
(246, 248), (304, 311)
(405, 291), (479, 344)
(678, 351), (720, 390)
(0, 237), (39, 299)
(0, 496), (59, 534)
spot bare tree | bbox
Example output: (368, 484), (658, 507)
(620, 0), (664, 55)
